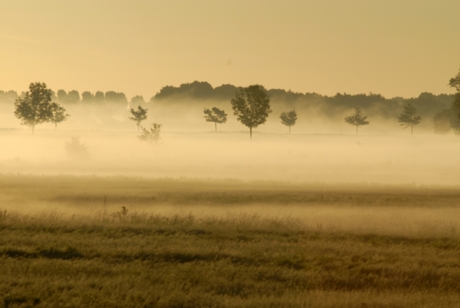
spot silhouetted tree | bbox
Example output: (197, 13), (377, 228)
(14, 82), (53, 135)
(67, 90), (80, 104)
(397, 103), (421, 135)
(94, 91), (104, 104)
(449, 69), (460, 92)
(280, 110), (297, 133)
(231, 85), (272, 139)
(449, 69), (460, 133)
(50, 102), (69, 130)
(81, 91), (94, 104)
(139, 123), (161, 145)
(433, 109), (453, 134)
(204, 107), (227, 132)
(57, 89), (68, 104)
(344, 107), (369, 135)
(0, 90), (18, 103)
(105, 91), (127, 105)
(130, 95), (145, 107)
(129, 106), (148, 132)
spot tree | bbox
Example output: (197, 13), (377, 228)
(203, 107), (227, 132)
(67, 90), (80, 104)
(129, 106), (148, 132)
(449, 69), (460, 92)
(139, 123), (161, 145)
(14, 82), (53, 134)
(81, 91), (94, 104)
(344, 107), (369, 135)
(449, 69), (460, 133)
(57, 89), (68, 104)
(94, 91), (104, 104)
(231, 85), (272, 139)
(279, 110), (297, 133)
(65, 137), (89, 161)
(130, 95), (145, 108)
(50, 102), (70, 130)
(433, 109), (453, 134)
(397, 103), (421, 135)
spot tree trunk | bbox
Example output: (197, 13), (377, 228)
(32, 124), (35, 135)
(137, 124), (140, 133)
(215, 122), (217, 132)
(250, 127), (252, 140)
(411, 125), (413, 136)
(289, 126), (291, 134)
(55, 123), (57, 130)
(356, 125), (358, 135)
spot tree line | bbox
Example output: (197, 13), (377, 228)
(9, 69), (460, 137)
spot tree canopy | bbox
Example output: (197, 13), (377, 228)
(344, 107), (369, 135)
(450, 69), (460, 133)
(231, 85), (272, 139)
(280, 110), (297, 133)
(203, 107), (227, 132)
(449, 69), (460, 92)
(14, 82), (54, 134)
(129, 106), (148, 132)
(397, 103), (421, 135)
(50, 102), (70, 130)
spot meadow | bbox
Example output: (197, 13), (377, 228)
(1, 175), (460, 307)
(1, 129), (460, 307)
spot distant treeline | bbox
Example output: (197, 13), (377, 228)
(1, 81), (456, 133)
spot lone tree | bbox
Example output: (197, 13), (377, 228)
(344, 107), (369, 135)
(397, 103), (421, 135)
(203, 107), (227, 132)
(50, 102), (69, 130)
(231, 85), (272, 139)
(280, 110), (297, 133)
(14, 82), (53, 134)
(139, 123), (161, 145)
(129, 106), (148, 132)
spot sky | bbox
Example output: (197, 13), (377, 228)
(1, 0), (459, 100)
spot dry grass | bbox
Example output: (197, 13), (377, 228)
(1, 175), (460, 307)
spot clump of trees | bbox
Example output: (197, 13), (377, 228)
(129, 106), (148, 132)
(203, 107), (227, 132)
(344, 107), (369, 135)
(279, 110), (297, 133)
(397, 103), (421, 135)
(139, 123), (162, 145)
(14, 82), (69, 134)
(231, 85), (272, 139)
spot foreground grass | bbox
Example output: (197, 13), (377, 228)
(1, 209), (460, 307)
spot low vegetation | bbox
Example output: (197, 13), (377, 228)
(1, 175), (460, 307)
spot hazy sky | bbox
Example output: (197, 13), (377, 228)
(1, 0), (459, 100)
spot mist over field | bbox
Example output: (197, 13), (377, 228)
(1, 127), (459, 186)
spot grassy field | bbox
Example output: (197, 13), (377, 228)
(1, 175), (460, 307)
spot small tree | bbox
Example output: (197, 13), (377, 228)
(280, 110), (297, 133)
(231, 85), (272, 139)
(139, 123), (161, 145)
(129, 106), (148, 132)
(344, 107), (369, 135)
(14, 82), (53, 134)
(397, 103), (421, 135)
(203, 107), (227, 132)
(50, 102), (69, 130)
